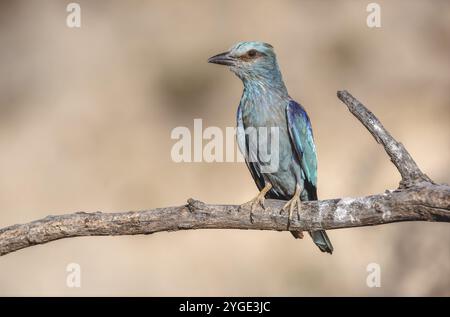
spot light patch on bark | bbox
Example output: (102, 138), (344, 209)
(335, 197), (356, 222)
(382, 209), (392, 220)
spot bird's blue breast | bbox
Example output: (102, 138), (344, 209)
(238, 85), (304, 199)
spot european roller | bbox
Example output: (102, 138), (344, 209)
(208, 41), (333, 254)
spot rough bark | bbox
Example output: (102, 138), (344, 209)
(0, 90), (448, 256)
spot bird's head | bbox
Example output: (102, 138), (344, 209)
(208, 41), (283, 85)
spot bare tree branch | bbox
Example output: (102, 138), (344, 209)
(0, 90), (449, 256)
(337, 90), (433, 187)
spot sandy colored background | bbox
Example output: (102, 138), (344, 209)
(0, 0), (449, 296)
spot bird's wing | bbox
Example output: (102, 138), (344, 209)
(286, 100), (318, 199)
(237, 104), (265, 191)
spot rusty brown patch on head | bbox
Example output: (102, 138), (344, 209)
(238, 49), (266, 62)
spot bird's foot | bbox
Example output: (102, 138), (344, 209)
(241, 192), (266, 223)
(245, 193), (266, 212)
(240, 183), (272, 223)
(280, 185), (302, 229)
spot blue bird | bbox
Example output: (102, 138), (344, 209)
(208, 41), (333, 254)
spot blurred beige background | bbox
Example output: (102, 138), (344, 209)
(0, 0), (449, 296)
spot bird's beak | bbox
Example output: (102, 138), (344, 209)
(208, 51), (235, 66)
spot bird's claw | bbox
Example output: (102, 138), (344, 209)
(240, 183), (272, 223)
(242, 196), (266, 210)
(241, 194), (266, 223)
(281, 195), (302, 229)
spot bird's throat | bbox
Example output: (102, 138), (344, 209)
(242, 78), (289, 107)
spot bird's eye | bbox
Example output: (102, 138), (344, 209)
(247, 49), (257, 57)
(239, 49), (261, 61)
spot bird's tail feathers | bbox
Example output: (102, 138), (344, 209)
(309, 230), (333, 254)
